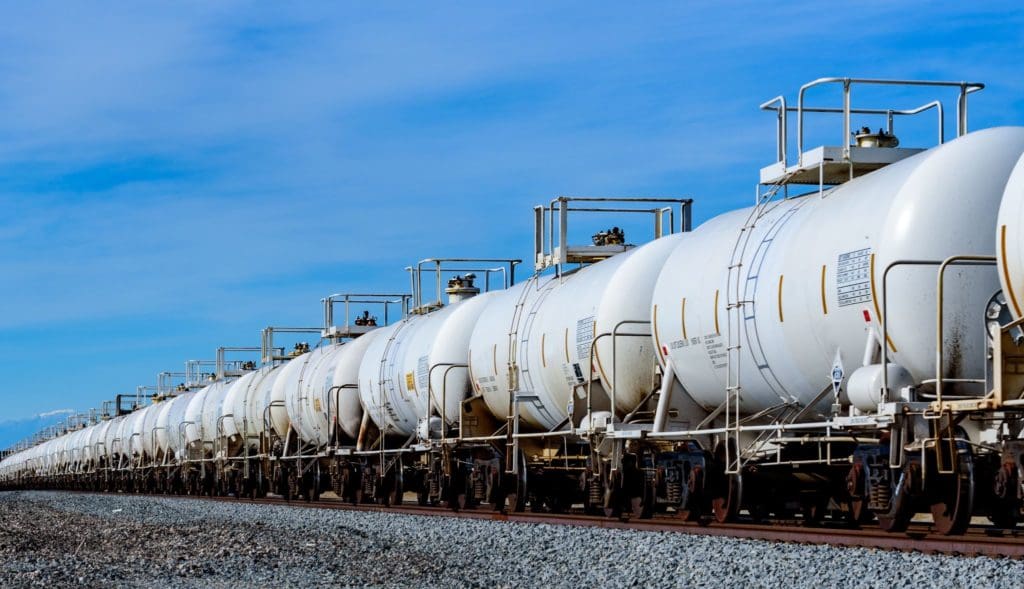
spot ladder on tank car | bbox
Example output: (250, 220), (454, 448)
(723, 177), (793, 474)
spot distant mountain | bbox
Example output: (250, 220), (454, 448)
(0, 410), (77, 452)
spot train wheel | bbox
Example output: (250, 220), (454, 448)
(990, 460), (1020, 529)
(929, 439), (974, 536)
(678, 466), (703, 522)
(877, 463), (916, 533)
(711, 472), (742, 524)
(845, 461), (872, 525)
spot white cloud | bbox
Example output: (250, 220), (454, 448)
(36, 409), (75, 419)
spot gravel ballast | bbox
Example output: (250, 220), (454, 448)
(1, 491), (1023, 588)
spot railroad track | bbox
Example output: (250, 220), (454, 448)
(60, 490), (1024, 559)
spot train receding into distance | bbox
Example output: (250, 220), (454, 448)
(6, 77), (1024, 537)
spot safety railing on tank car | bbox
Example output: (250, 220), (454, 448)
(320, 293), (411, 339)
(534, 196), (693, 274)
(761, 77), (984, 169)
(407, 258), (521, 314)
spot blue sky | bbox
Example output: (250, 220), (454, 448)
(1, 2), (1023, 447)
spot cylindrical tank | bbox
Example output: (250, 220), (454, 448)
(281, 344), (346, 446)
(222, 371), (257, 442)
(359, 296), (489, 438)
(129, 405), (155, 459)
(155, 391), (196, 462)
(183, 381), (232, 455)
(83, 423), (102, 467)
(469, 235), (689, 431)
(652, 127), (1024, 416)
(231, 364), (285, 450)
(94, 417), (116, 466)
(331, 331), (380, 440)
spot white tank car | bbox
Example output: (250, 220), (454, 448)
(282, 344), (345, 445)
(183, 381), (232, 455)
(112, 413), (137, 463)
(469, 236), (699, 431)
(280, 333), (383, 447)
(128, 405), (153, 460)
(155, 391), (196, 462)
(331, 331), (380, 440)
(359, 295), (492, 438)
(228, 365), (285, 451)
(997, 149), (1024, 321)
(140, 401), (165, 460)
(94, 417), (117, 465)
(69, 428), (88, 469)
(652, 127), (1024, 416)
(221, 371), (257, 441)
(269, 352), (316, 441)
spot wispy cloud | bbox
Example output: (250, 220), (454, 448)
(36, 409), (75, 419)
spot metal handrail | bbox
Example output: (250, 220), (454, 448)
(761, 98), (945, 168)
(321, 293), (411, 333)
(426, 363), (467, 443)
(880, 257), (996, 399)
(408, 258), (521, 312)
(792, 77), (982, 165)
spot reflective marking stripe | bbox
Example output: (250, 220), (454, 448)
(869, 253), (898, 353)
(680, 298), (688, 340)
(820, 264), (829, 315)
(492, 344), (497, 374)
(541, 333), (547, 368)
(1002, 225), (1022, 316)
(653, 304), (664, 360)
(564, 328), (570, 363)
(777, 274), (784, 322)
(713, 289), (720, 335)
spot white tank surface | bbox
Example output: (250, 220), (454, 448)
(469, 236), (689, 431)
(183, 381), (233, 452)
(997, 150), (1024, 321)
(281, 333), (383, 447)
(268, 358), (303, 440)
(69, 427), (89, 469)
(222, 371), (257, 441)
(359, 296), (490, 438)
(234, 365), (285, 449)
(652, 127), (1024, 416)
(129, 405), (156, 459)
(281, 344), (346, 445)
(94, 417), (117, 466)
(142, 402), (166, 459)
(85, 422), (106, 466)
(111, 413), (136, 462)
(155, 391), (196, 461)
(331, 331), (379, 440)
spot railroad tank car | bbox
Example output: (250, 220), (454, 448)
(276, 332), (380, 448)
(93, 417), (117, 467)
(183, 380), (232, 456)
(281, 344), (347, 446)
(652, 127), (1024, 417)
(104, 415), (126, 467)
(359, 286), (493, 439)
(155, 390), (196, 462)
(221, 365), (284, 452)
(469, 235), (705, 432)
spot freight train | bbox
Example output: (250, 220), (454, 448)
(5, 77), (1024, 536)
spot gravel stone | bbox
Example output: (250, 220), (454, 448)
(1, 490), (1023, 588)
